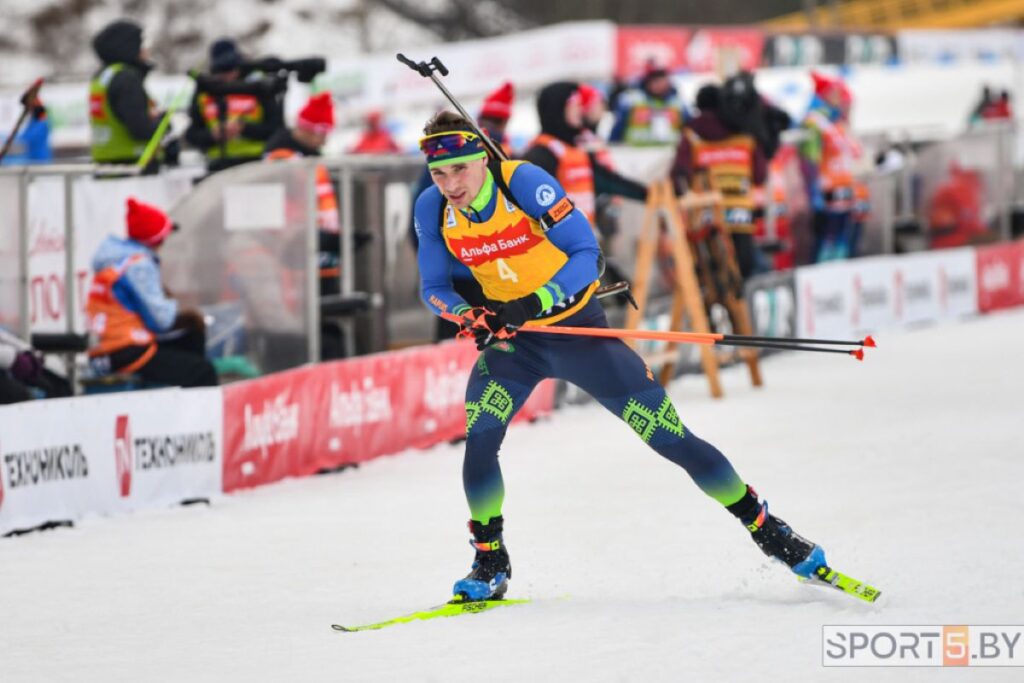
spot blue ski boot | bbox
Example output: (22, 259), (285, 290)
(453, 516), (510, 601)
(727, 486), (826, 579)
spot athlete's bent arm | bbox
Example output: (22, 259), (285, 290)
(414, 187), (470, 317)
(507, 163), (601, 307)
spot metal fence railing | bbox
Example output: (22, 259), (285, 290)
(2, 121), (1020, 387)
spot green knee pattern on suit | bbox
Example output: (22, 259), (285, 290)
(466, 380), (514, 432)
(622, 396), (685, 443)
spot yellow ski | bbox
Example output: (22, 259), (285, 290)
(331, 596), (530, 632)
(802, 565), (882, 603)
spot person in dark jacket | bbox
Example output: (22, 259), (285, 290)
(89, 19), (167, 167)
(672, 73), (775, 279)
(186, 38), (283, 173)
(264, 94), (348, 359)
(524, 82), (647, 218)
(523, 82), (647, 286)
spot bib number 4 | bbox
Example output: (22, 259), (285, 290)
(496, 258), (519, 283)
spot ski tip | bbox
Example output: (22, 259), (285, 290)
(331, 624), (353, 632)
(862, 335), (877, 348)
(852, 349), (864, 361)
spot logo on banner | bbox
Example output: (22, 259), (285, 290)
(241, 393), (301, 458)
(852, 274), (889, 327)
(3, 442), (89, 491)
(939, 266), (949, 312)
(980, 260), (1010, 295)
(424, 360), (473, 412)
(905, 278), (932, 304)
(115, 414), (132, 497)
(893, 270), (904, 320)
(446, 218), (543, 267)
(115, 414), (215, 496)
(329, 378), (393, 429)
(803, 281), (845, 335)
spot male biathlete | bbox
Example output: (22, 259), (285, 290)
(413, 110), (827, 601)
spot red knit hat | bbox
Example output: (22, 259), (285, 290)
(126, 197), (173, 247)
(576, 83), (603, 112)
(297, 93), (335, 134)
(480, 81), (514, 121)
(811, 71), (844, 101)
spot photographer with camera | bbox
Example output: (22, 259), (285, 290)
(185, 38), (284, 174)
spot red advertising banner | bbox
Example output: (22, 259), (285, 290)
(683, 28), (765, 73)
(615, 26), (692, 79)
(976, 241), (1024, 313)
(222, 341), (556, 492)
(221, 364), (321, 492)
(616, 26), (765, 79)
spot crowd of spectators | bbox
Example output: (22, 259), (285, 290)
(0, 18), (1015, 399)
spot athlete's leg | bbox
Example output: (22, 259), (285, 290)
(462, 341), (548, 523)
(546, 308), (825, 576)
(549, 329), (747, 507)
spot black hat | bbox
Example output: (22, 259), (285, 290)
(210, 38), (242, 73)
(93, 19), (143, 64)
(695, 84), (721, 112)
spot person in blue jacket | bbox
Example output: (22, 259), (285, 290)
(1, 95), (52, 165)
(85, 197), (217, 387)
(413, 110), (829, 602)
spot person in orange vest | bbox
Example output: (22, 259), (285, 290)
(265, 93), (340, 233)
(524, 81), (647, 233)
(799, 71), (860, 262)
(264, 92), (349, 359)
(185, 38), (283, 173)
(349, 110), (401, 154)
(524, 82), (647, 288)
(673, 75), (771, 280)
(86, 198), (217, 387)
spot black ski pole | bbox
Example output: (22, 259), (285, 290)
(0, 78), (44, 163)
(396, 53), (508, 161)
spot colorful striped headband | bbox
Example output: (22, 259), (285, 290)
(419, 130), (488, 168)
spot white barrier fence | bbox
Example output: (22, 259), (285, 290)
(0, 387), (222, 536)
(796, 247), (978, 339)
(1, 242), (1019, 537)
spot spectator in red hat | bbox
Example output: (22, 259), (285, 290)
(266, 92), (335, 156)
(478, 81), (515, 155)
(265, 93), (338, 229)
(574, 83), (611, 160)
(800, 71), (865, 261)
(350, 110), (401, 154)
(265, 92), (350, 359)
(85, 197), (217, 387)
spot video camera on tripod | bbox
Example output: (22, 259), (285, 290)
(190, 55), (326, 97)
(189, 55), (327, 159)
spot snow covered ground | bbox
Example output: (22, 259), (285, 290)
(3, 310), (1024, 682)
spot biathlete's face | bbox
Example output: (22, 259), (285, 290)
(429, 157), (487, 210)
